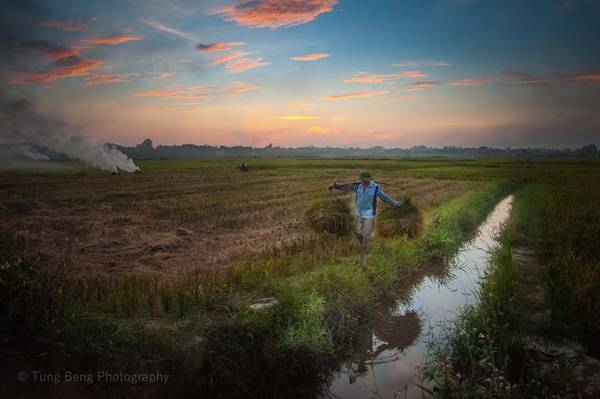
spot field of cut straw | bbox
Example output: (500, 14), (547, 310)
(0, 159), (474, 282)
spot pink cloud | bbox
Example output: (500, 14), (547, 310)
(450, 77), (496, 86)
(321, 90), (389, 100)
(209, 50), (247, 65)
(208, 0), (337, 29)
(11, 58), (104, 84)
(405, 80), (442, 91)
(372, 95), (418, 103)
(85, 73), (140, 86)
(90, 35), (144, 45)
(226, 57), (270, 73)
(40, 19), (92, 32)
(344, 71), (426, 83)
(20, 41), (80, 61)
(134, 90), (178, 97)
(197, 41), (245, 52)
(290, 53), (330, 61)
(227, 81), (259, 93)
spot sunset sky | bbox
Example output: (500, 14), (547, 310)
(1, 0), (599, 148)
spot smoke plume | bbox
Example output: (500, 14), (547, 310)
(0, 94), (139, 173)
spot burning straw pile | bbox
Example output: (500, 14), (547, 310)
(376, 198), (423, 238)
(306, 197), (353, 236)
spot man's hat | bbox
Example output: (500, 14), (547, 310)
(359, 170), (372, 180)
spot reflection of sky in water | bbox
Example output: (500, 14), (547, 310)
(324, 196), (513, 399)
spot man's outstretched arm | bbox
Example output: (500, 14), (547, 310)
(329, 182), (360, 192)
(377, 186), (401, 206)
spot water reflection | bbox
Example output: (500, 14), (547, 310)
(324, 196), (513, 399)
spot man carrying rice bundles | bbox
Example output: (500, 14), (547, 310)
(329, 170), (402, 267)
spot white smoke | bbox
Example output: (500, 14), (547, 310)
(0, 144), (50, 160)
(0, 94), (140, 173)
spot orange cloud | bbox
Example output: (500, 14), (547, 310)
(344, 71), (426, 83)
(208, 0), (337, 29)
(20, 41), (80, 61)
(227, 81), (259, 93)
(85, 73), (140, 86)
(291, 53), (330, 61)
(226, 57), (270, 73)
(210, 50), (247, 65)
(450, 77), (496, 86)
(40, 19), (92, 32)
(405, 80), (441, 91)
(562, 72), (600, 82)
(11, 58), (104, 84)
(322, 90), (389, 100)
(134, 90), (178, 97)
(197, 42), (245, 52)
(90, 35), (144, 45)
(279, 115), (321, 121)
(372, 95), (418, 103)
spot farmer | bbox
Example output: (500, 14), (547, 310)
(329, 170), (401, 267)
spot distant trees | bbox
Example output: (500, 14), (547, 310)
(101, 140), (600, 160)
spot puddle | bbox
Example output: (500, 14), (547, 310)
(323, 195), (514, 399)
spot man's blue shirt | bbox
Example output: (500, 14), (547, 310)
(336, 181), (400, 219)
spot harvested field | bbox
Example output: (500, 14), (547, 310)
(0, 160), (475, 280)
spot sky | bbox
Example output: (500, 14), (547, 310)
(1, 0), (599, 148)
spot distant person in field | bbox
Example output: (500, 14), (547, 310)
(329, 170), (401, 267)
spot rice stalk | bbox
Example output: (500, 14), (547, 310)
(376, 198), (423, 238)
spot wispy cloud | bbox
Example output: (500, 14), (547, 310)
(85, 73), (140, 86)
(20, 41), (80, 61)
(209, 50), (247, 65)
(141, 20), (198, 41)
(117, 105), (174, 112)
(134, 90), (178, 97)
(196, 42), (245, 52)
(404, 80), (442, 91)
(11, 58), (104, 84)
(90, 35), (144, 45)
(344, 71), (426, 83)
(227, 81), (259, 93)
(502, 70), (549, 85)
(449, 76), (496, 86)
(40, 18), (93, 32)
(290, 53), (330, 61)
(372, 95), (418, 103)
(133, 85), (211, 101)
(391, 60), (451, 67)
(279, 115), (321, 121)
(226, 57), (270, 73)
(157, 71), (176, 79)
(207, 0), (337, 29)
(322, 90), (389, 100)
(503, 69), (600, 85)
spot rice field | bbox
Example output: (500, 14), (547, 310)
(0, 159), (475, 282)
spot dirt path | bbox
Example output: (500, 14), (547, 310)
(512, 247), (600, 398)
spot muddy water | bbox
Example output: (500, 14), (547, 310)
(323, 195), (514, 399)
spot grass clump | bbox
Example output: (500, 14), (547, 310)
(376, 198), (423, 238)
(305, 197), (353, 236)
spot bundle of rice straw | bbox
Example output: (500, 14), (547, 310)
(376, 198), (423, 238)
(306, 197), (353, 236)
